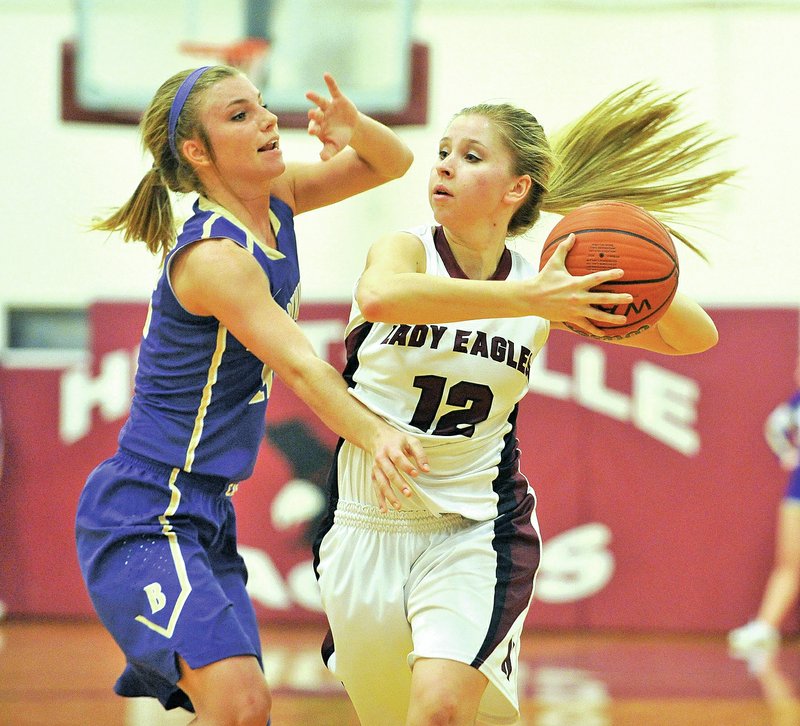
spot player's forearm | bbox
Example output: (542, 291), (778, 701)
(348, 112), (413, 180)
(282, 355), (387, 452)
(604, 293), (718, 354)
(358, 273), (529, 324)
(651, 294), (719, 354)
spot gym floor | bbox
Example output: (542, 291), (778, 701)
(1, 619), (798, 726)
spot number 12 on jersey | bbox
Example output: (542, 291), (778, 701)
(409, 375), (494, 437)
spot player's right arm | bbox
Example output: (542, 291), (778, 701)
(357, 233), (631, 333)
(170, 237), (429, 508)
(272, 74), (413, 216)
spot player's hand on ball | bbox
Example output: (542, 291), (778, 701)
(533, 234), (632, 334)
(540, 202), (680, 338)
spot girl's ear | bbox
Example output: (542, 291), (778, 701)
(182, 138), (210, 167)
(505, 174), (532, 205)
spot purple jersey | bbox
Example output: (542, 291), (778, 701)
(118, 195), (300, 481)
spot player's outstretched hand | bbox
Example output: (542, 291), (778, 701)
(305, 73), (360, 161)
(533, 234), (633, 335)
(370, 428), (430, 513)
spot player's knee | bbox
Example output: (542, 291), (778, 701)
(209, 693), (269, 726)
(194, 677), (271, 726)
(232, 682), (271, 726)
(412, 688), (463, 726)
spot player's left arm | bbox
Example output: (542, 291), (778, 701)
(569, 292), (719, 355)
(278, 74), (413, 215)
(618, 293), (717, 354)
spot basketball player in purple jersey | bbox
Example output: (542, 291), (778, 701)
(313, 85), (734, 726)
(729, 355), (800, 657)
(75, 66), (428, 725)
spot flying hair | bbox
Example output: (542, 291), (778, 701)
(459, 82), (737, 257)
(545, 83), (736, 256)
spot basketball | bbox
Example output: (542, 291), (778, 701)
(539, 200), (679, 337)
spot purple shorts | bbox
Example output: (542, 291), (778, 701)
(75, 450), (261, 711)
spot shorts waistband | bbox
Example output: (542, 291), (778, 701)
(116, 449), (235, 496)
(334, 500), (464, 534)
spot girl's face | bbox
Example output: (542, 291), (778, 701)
(428, 113), (520, 230)
(195, 74), (285, 186)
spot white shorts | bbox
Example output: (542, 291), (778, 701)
(315, 499), (540, 726)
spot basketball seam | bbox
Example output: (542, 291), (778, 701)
(544, 228), (678, 266)
(596, 270), (678, 286)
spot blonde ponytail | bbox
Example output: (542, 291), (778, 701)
(544, 83), (737, 256)
(457, 83), (736, 255)
(91, 65), (241, 259)
(92, 168), (174, 257)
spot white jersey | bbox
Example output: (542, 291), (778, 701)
(341, 224), (550, 521)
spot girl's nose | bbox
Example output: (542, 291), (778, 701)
(435, 158), (453, 177)
(261, 106), (277, 129)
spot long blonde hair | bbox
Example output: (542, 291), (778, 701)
(458, 83), (736, 256)
(91, 65), (241, 258)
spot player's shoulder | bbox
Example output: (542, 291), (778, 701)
(506, 245), (538, 278)
(399, 223), (433, 241)
(370, 225), (430, 251)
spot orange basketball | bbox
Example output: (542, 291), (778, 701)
(539, 201), (679, 338)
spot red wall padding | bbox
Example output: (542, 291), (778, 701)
(0, 302), (797, 635)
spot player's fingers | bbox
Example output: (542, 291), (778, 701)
(584, 307), (627, 325)
(371, 467), (399, 512)
(323, 72), (341, 98)
(582, 268), (626, 287)
(389, 447), (418, 479)
(319, 141), (338, 161)
(380, 454), (414, 499)
(547, 234), (575, 266)
(404, 438), (430, 475)
(584, 290), (632, 308)
(305, 91), (328, 110)
(573, 320), (603, 337)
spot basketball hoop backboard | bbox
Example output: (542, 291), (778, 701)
(64, 0), (426, 127)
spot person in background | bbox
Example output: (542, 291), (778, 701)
(0, 401), (5, 623)
(729, 355), (800, 655)
(313, 82), (735, 726)
(75, 65), (428, 726)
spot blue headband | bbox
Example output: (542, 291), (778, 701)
(168, 66), (212, 159)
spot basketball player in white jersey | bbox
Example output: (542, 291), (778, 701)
(314, 86), (734, 725)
